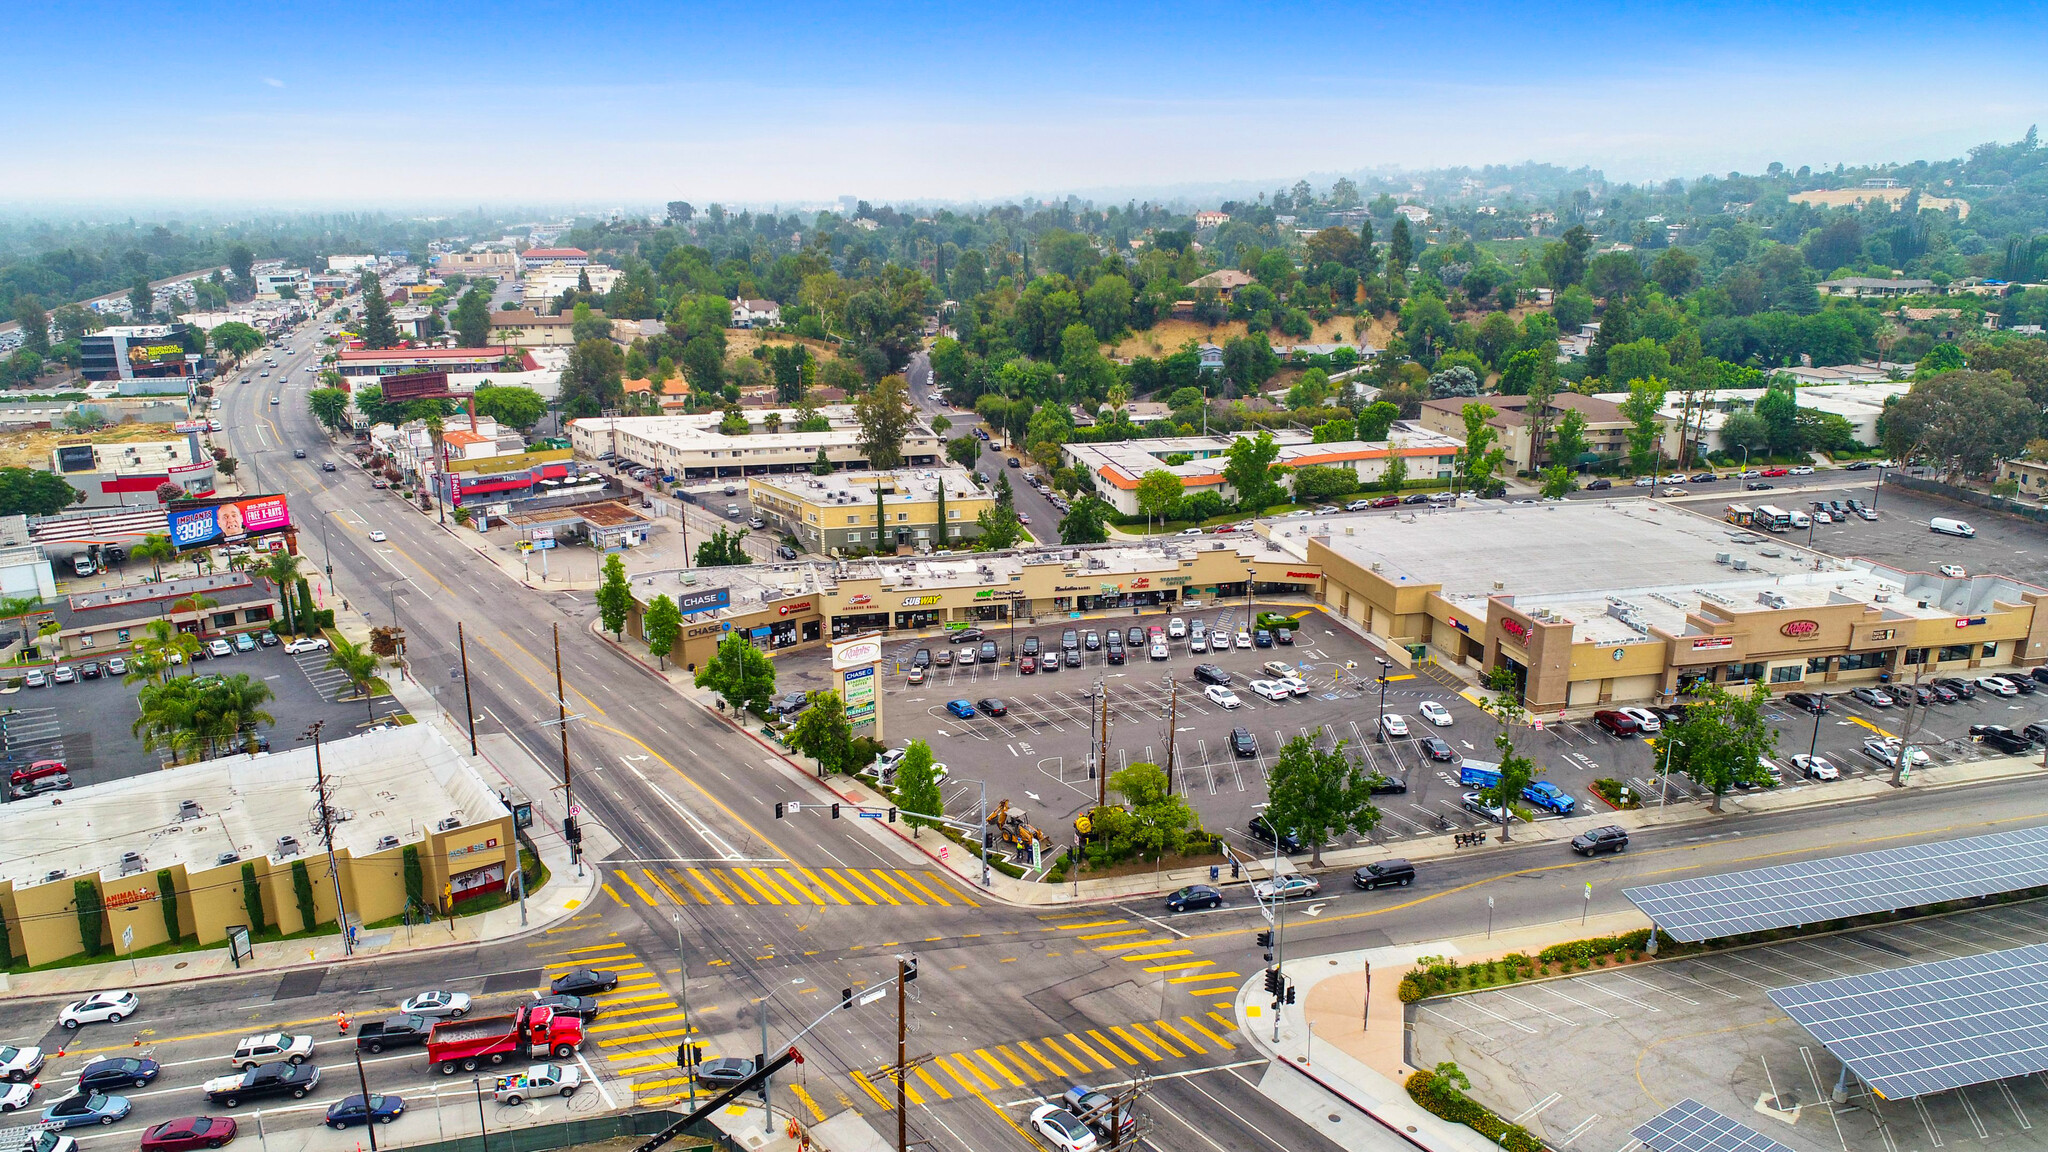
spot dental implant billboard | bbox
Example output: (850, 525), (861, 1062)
(167, 494), (294, 549)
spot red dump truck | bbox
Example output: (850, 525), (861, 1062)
(425, 1005), (584, 1074)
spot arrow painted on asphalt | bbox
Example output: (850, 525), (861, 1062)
(1303, 903), (1327, 918)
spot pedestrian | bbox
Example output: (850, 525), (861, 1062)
(336, 1010), (350, 1035)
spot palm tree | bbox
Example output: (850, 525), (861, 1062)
(200, 673), (276, 757)
(326, 637), (382, 723)
(130, 619), (200, 685)
(131, 533), (177, 582)
(133, 678), (204, 764)
(173, 592), (218, 619)
(261, 551), (304, 633)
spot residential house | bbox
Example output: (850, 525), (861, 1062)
(623, 376), (691, 413)
(1192, 211), (1230, 229)
(1185, 270), (1256, 300)
(1998, 458), (2048, 498)
(1817, 277), (1936, 299)
(731, 297), (782, 328)
(1418, 393), (1631, 474)
(488, 309), (581, 347)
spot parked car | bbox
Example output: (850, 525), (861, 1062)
(1353, 860), (1415, 890)
(1977, 676), (2020, 697)
(1378, 713), (1409, 740)
(1367, 773), (1407, 795)
(1246, 814), (1302, 853)
(1418, 735), (1457, 762)
(51, 665), (76, 684)
(1860, 737), (1930, 769)
(1163, 885), (1223, 912)
(1791, 754), (1840, 781)
(1784, 692), (1828, 714)
(1570, 826), (1629, 856)
(907, 667), (927, 685)
(1617, 706), (1662, 733)
(1933, 676), (1976, 699)
(78, 662), (101, 680)
(1970, 724), (2036, 754)
(1849, 686), (1893, 708)
(1248, 679), (1290, 702)
(949, 628), (984, 644)
(1593, 710), (1640, 736)
(1193, 664), (1231, 685)
(1586, 478), (1612, 490)
(1417, 700), (1453, 726)
(977, 697), (1008, 717)
(1461, 791), (1513, 822)
(283, 637), (330, 655)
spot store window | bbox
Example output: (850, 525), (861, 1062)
(1904, 647), (1929, 666)
(1724, 661), (1765, 684)
(1838, 651), (1891, 672)
(1805, 656), (1831, 674)
(1938, 643), (1973, 662)
(1771, 665), (1804, 683)
(1981, 641), (1999, 657)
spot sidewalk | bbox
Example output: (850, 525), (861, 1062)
(1238, 909), (1651, 1152)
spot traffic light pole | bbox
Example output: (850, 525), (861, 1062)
(896, 956), (908, 1152)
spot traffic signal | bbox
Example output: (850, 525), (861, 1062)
(903, 957), (919, 983)
(888, 807), (898, 823)
(676, 1041), (703, 1069)
(1285, 984), (1297, 1005)
(840, 988), (854, 1010)
(563, 816), (581, 844)
(775, 802), (786, 819)
(1264, 967), (1282, 995)
(1256, 930), (1273, 948)
(831, 803), (842, 819)
(1230, 860), (1241, 879)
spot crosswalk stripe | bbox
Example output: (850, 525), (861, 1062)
(1182, 1015), (1233, 1050)
(605, 1040), (696, 1063)
(589, 1002), (680, 1022)
(1045, 1035), (1102, 1073)
(1054, 920), (1127, 931)
(590, 1012), (687, 1033)
(912, 1065), (951, 1100)
(1017, 1040), (1066, 1079)
(1110, 1026), (1161, 1061)
(919, 870), (980, 906)
(975, 1049), (1025, 1088)
(715, 871), (760, 905)
(1169, 971), (1228, 984)
(731, 869), (784, 905)
(748, 867), (802, 904)
(566, 942), (633, 955)
(1188, 986), (1238, 997)
(869, 870), (926, 905)
(1142, 961), (1206, 973)
(665, 868), (712, 904)
(1151, 1020), (1203, 1054)
(1086, 1029), (1136, 1065)
(841, 869), (900, 906)
(545, 952), (633, 969)
(891, 869), (947, 906)
(789, 1083), (827, 1122)
(598, 1024), (695, 1047)
(598, 991), (672, 1007)
(1078, 929), (1144, 940)
(798, 866), (853, 906)
(1095, 938), (1175, 951)
(601, 883), (628, 908)
(847, 1069), (892, 1109)
(1206, 1011), (1238, 1035)
(998, 1046), (1042, 1083)
(826, 868), (879, 906)
(1127, 950), (1195, 962)
(946, 1052), (998, 1091)
(687, 868), (734, 905)
(644, 869), (685, 905)
(937, 1054), (986, 1095)
(613, 869), (658, 906)
(773, 867), (826, 904)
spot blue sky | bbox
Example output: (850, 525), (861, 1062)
(4, 2), (2044, 207)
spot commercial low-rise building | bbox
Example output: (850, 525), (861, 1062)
(49, 570), (279, 657)
(488, 309), (581, 347)
(436, 250), (521, 279)
(1418, 393), (1629, 473)
(522, 266), (620, 307)
(0, 725), (515, 967)
(1060, 429), (1460, 515)
(569, 407), (942, 480)
(50, 431), (217, 509)
(336, 347), (537, 378)
(749, 468), (990, 555)
(80, 325), (199, 383)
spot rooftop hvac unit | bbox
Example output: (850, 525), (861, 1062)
(1757, 592), (1789, 609)
(437, 815), (463, 832)
(1492, 580), (1506, 591)
(178, 799), (203, 821)
(1732, 558), (1750, 571)
(1715, 552), (1731, 565)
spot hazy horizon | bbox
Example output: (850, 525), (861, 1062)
(5, 1), (2044, 210)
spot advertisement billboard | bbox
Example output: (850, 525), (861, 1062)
(165, 494), (293, 549)
(843, 665), (876, 725)
(379, 371), (452, 403)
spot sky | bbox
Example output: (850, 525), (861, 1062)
(4, 1), (2045, 210)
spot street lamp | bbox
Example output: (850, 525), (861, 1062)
(1807, 695), (1827, 761)
(1374, 656), (1392, 738)
(1246, 568), (1257, 630)
(1871, 461), (1886, 513)
(1659, 736), (1683, 808)
(1738, 444), (1752, 478)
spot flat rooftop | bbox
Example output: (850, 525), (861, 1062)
(0, 725), (506, 890)
(755, 467), (983, 502)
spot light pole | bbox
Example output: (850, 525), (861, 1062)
(1245, 568), (1257, 632)
(1374, 656), (1392, 738)
(301, 720), (353, 954)
(1659, 736), (1682, 809)
(1806, 696), (1827, 761)
(1738, 444), (1752, 479)
(471, 1076), (489, 1152)
(1872, 462), (1886, 513)
(673, 914), (696, 1110)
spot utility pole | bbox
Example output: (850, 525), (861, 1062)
(896, 956), (908, 1152)
(352, 1049), (379, 1152)
(553, 623), (581, 877)
(1096, 683), (1112, 810)
(458, 622), (477, 757)
(1162, 681), (1179, 795)
(303, 720), (352, 955)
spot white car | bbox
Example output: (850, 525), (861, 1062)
(1788, 466), (1815, 475)
(1030, 1103), (1099, 1152)
(1204, 685), (1242, 709)
(0, 1083), (31, 1113)
(284, 637), (330, 655)
(1234, 630), (1252, 649)
(400, 990), (471, 1018)
(207, 638), (232, 658)
(1251, 874), (1322, 901)
(59, 991), (137, 1029)
(1417, 701), (1453, 727)
(1618, 706), (1662, 733)
(1277, 675), (1311, 697)
(231, 1033), (313, 1070)
(1939, 564), (1968, 578)
(1977, 676), (2019, 697)
(1167, 617), (1187, 639)
(1662, 474), (1686, 484)
(1249, 679), (1291, 702)
(1813, 510), (1832, 523)
(369, 530), (387, 542)
(1188, 634), (1206, 653)
(1461, 791), (1514, 822)
(270, 396), (280, 405)
(493, 1063), (581, 1105)
(0, 1045), (43, 1083)
(1379, 713), (1410, 740)
(1791, 753), (1840, 781)
(1632, 476), (1655, 487)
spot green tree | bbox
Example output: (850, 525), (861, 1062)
(1135, 470), (1182, 527)
(240, 861), (267, 934)
(1541, 225), (1592, 288)
(1292, 464), (1359, 503)
(1356, 400), (1400, 442)
(1376, 454), (1409, 493)
(452, 287), (493, 347)
(1103, 762), (1202, 861)
(596, 553), (632, 639)
(1915, 342), (1965, 380)
(1620, 379), (1667, 477)
(1264, 734), (1381, 868)
(1311, 418), (1353, 444)
(1881, 370), (2034, 480)
(1058, 496), (1111, 544)
(1474, 671), (1538, 841)
(1082, 274), (1132, 341)
(1539, 465), (1577, 499)
(1550, 408), (1590, 467)
(0, 467), (83, 515)
(1605, 338), (1670, 387)
(260, 550), (302, 634)
(694, 631), (776, 714)
(1223, 431), (1287, 511)
(559, 338), (625, 419)
(570, 301), (611, 343)
(1665, 682), (1778, 812)
(855, 374), (913, 468)
(813, 446), (835, 475)
(1755, 382), (1801, 455)
(696, 527), (752, 566)
(643, 594), (680, 669)
(1221, 334), (1278, 393)
(358, 274), (400, 349)
(1458, 403), (1506, 492)
(326, 637), (382, 723)
(471, 384), (547, 431)
(1651, 248), (1702, 297)
(291, 860), (317, 931)
(893, 739), (945, 834)
(1552, 285), (1595, 334)
(156, 868), (180, 943)
(787, 690), (857, 776)
(946, 435), (979, 471)
(11, 296), (48, 357)
(209, 321), (265, 359)
(1585, 302), (1632, 379)
(307, 387), (352, 431)
(1386, 217), (1416, 283)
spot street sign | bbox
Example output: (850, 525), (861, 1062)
(569, 804), (582, 816)
(858, 810), (883, 819)
(786, 802), (802, 814)
(122, 925), (134, 950)
(533, 539), (556, 550)
(857, 986), (888, 1007)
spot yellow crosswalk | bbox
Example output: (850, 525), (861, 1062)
(613, 866), (980, 908)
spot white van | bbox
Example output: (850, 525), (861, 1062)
(1930, 518), (1977, 538)
(1788, 510), (1811, 530)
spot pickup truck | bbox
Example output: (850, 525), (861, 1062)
(492, 1063), (582, 1104)
(1457, 762), (1576, 815)
(426, 1005), (584, 1075)
(203, 1062), (320, 1106)
(355, 1014), (433, 1054)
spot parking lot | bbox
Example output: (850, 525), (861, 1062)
(0, 639), (410, 794)
(1412, 898), (2048, 1152)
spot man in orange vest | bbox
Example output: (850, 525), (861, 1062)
(336, 1010), (350, 1036)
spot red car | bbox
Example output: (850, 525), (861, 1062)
(1593, 710), (1641, 736)
(1760, 467), (1788, 477)
(142, 1117), (237, 1152)
(1369, 496), (1402, 509)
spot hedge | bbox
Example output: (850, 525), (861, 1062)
(1405, 1069), (1544, 1152)
(1398, 929), (1685, 1001)
(240, 862), (267, 935)
(74, 880), (105, 956)
(157, 869), (181, 943)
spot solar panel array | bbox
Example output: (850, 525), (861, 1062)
(1621, 823), (2048, 942)
(1768, 942), (2048, 1100)
(1632, 1099), (1801, 1152)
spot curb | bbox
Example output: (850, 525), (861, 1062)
(1235, 971), (1440, 1152)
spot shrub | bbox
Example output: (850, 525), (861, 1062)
(240, 862), (267, 935)
(157, 868), (180, 943)
(291, 860), (317, 932)
(73, 880), (105, 956)
(1405, 1069), (1544, 1152)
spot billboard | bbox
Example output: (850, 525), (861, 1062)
(379, 371), (453, 403)
(166, 494), (292, 549)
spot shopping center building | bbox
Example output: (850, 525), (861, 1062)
(630, 497), (2048, 715)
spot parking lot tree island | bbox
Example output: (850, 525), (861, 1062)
(1663, 682), (1779, 812)
(1264, 734), (1381, 868)
(695, 631), (777, 716)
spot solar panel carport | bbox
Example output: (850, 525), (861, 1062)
(1767, 942), (2048, 1100)
(1622, 824), (2048, 942)
(1632, 1099), (1798, 1152)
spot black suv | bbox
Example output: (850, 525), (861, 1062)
(1193, 664), (1231, 685)
(912, 648), (931, 669)
(1570, 826), (1629, 856)
(1062, 630), (1079, 652)
(1105, 639), (1125, 665)
(1354, 859), (1415, 890)
(1022, 636), (1040, 658)
(1247, 814), (1302, 853)
(1126, 627), (1144, 647)
(1784, 692), (1828, 714)
(1230, 727), (1257, 757)
(979, 640), (999, 664)
(1933, 676), (1976, 699)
